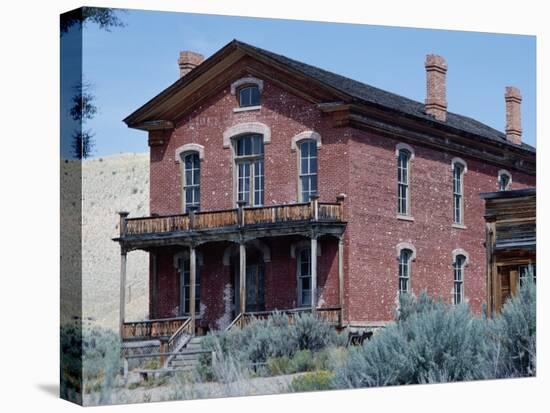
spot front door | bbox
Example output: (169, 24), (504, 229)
(233, 260), (265, 313)
(245, 264), (265, 312)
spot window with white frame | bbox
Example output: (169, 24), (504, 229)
(453, 254), (466, 304)
(499, 171), (512, 191)
(519, 264), (536, 286)
(299, 139), (318, 202)
(397, 149), (411, 215)
(453, 162), (465, 224)
(234, 134), (264, 206)
(238, 85), (261, 107)
(178, 257), (200, 315)
(182, 152), (200, 212)
(398, 248), (413, 295)
(297, 248), (312, 307)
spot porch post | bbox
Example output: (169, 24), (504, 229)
(311, 236), (318, 312)
(119, 248), (127, 339)
(189, 245), (197, 334)
(338, 236), (345, 326)
(239, 242), (247, 314)
(118, 211), (129, 339)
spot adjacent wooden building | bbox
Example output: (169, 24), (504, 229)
(481, 188), (536, 315)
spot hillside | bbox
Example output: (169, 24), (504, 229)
(61, 153), (151, 330)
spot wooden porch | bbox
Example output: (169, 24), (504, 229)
(482, 188), (536, 315)
(115, 195), (347, 344)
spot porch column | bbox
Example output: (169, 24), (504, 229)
(338, 236), (345, 326)
(119, 248), (127, 339)
(118, 211), (129, 339)
(239, 242), (247, 314)
(189, 245), (197, 334)
(311, 236), (318, 312)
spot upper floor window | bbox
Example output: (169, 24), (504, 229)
(453, 162), (465, 224)
(498, 170), (512, 191)
(239, 85), (261, 108)
(182, 152), (200, 213)
(397, 149), (411, 215)
(299, 140), (318, 202)
(399, 248), (413, 295)
(235, 134), (264, 206)
(453, 254), (466, 304)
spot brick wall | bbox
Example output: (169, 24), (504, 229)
(345, 129), (535, 323)
(148, 76), (535, 327)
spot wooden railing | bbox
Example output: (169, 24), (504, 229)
(120, 198), (344, 237)
(121, 317), (188, 341)
(226, 307), (342, 331)
(167, 318), (194, 353)
(194, 209), (238, 230)
(125, 214), (189, 235)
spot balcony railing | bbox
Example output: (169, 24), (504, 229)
(120, 197), (345, 237)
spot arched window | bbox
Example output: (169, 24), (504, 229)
(397, 149), (411, 215)
(177, 257), (200, 315)
(234, 134), (264, 206)
(498, 170), (512, 191)
(453, 254), (466, 304)
(297, 247), (312, 307)
(299, 139), (318, 202)
(182, 152), (200, 212)
(453, 162), (465, 224)
(238, 85), (261, 107)
(399, 248), (413, 295)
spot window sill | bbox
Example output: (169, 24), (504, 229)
(452, 223), (467, 230)
(396, 214), (414, 222)
(233, 105), (261, 113)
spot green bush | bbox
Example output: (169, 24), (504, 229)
(201, 311), (345, 373)
(267, 355), (293, 375)
(60, 323), (121, 404)
(288, 312), (341, 352)
(486, 274), (536, 378)
(291, 370), (334, 392)
(333, 292), (489, 388)
(290, 349), (315, 373)
(333, 282), (536, 389)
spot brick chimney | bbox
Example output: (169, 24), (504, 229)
(505, 86), (522, 144)
(178, 51), (204, 78)
(424, 54), (448, 122)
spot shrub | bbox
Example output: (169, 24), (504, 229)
(290, 349), (315, 373)
(267, 355), (293, 376)
(201, 311), (345, 374)
(291, 370), (334, 392)
(333, 292), (489, 388)
(60, 324), (121, 404)
(486, 275), (536, 378)
(334, 283), (536, 389)
(288, 312), (340, 352)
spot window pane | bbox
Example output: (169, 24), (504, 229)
(310, 157), (317, 174)
(301, 158), (308, 174)
(249, 86), (260, 106)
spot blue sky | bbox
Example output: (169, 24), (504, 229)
(71, 8), (536, 158)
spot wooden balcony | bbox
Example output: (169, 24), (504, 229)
(116, 197), (346, 248)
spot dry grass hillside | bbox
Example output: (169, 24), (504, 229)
(61, 153), (151, 330)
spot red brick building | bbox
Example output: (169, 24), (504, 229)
(116, 40), (535, 344)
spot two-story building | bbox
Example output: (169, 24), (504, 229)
(115, 40), (535, 351)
